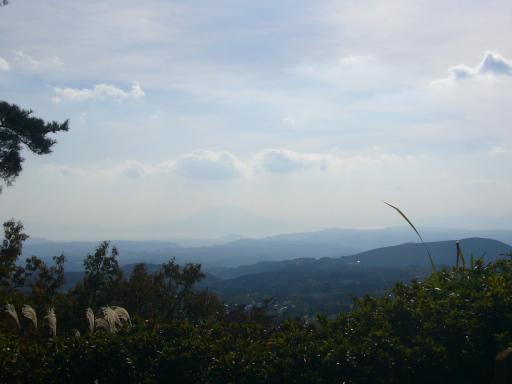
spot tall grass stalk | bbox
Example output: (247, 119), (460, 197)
(456, 241), (466, 268)
(384, 201), (436, 272)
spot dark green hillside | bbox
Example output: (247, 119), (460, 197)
(219, 237), (512, 279)
(342, 237), (512, 267)
(206, 238), (511, 317)
(208, 264), (429, 317)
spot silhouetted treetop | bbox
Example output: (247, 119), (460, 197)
(0, 101), (69, 190)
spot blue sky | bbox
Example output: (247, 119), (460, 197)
(0, 0), (511, 238)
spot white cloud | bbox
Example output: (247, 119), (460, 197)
(48, 152), (243, 181)
(172, 150), (244, 180)
(255, 149), (328, 174)
(0, 56), (10, 71)
(478, 52), (512, 76)
(433, 51), (512, 86)
(52, 81), (145, 103)
(14, 50), (63, 71)
(116, 161), (156, 179)
(488, 146), (510, 156)
(287, 54), (393, 91)
(47, 149), (416, 180)
(254, 149), (416, 174)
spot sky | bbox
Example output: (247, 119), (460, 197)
(0, 0), (511, 239)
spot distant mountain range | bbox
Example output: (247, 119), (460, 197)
(23, 226), (512, 272)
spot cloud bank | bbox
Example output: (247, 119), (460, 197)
(52, 81), (144, 103)
(49, 149), (417, 182)
(172, 150), (244, 180)
(255, 149), (328, 173)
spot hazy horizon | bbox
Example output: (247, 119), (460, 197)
(1, 0), (511, 236)
(10, 204), (512, 242)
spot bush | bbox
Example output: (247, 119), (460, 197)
(2, 257), (512, 383)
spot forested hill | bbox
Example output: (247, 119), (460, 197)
(217, 237), (512, 279)
(342, 237), (512, 267)
(200, 238), (512, 317)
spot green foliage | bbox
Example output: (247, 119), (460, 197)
(24, 254), (66, 307)
(2, 255), (512, 382)
(73, 241), (124, 309)
(0, 101), (69, 190)
(0, 220), (27, 289)
(120, 261), (218, 323)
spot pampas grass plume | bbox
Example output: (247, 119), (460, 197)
(102, 306), (119, 331)
(95, 317), (111, 332)
(45, 308), (57, 337)
(22, 304), (37, 330)
(86, 307), (95, 333)
(5, 303), (20, 329)
(113, 306), (131, 326)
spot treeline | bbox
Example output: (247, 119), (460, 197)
(0, 220), (267, 334)
(1, 219), (512, 383)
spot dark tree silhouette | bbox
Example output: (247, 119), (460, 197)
(24, 254), (66, 306)
(0, 219), (28, 289)
(0, 101), (69, 190)
(74, 241), (124, 308)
